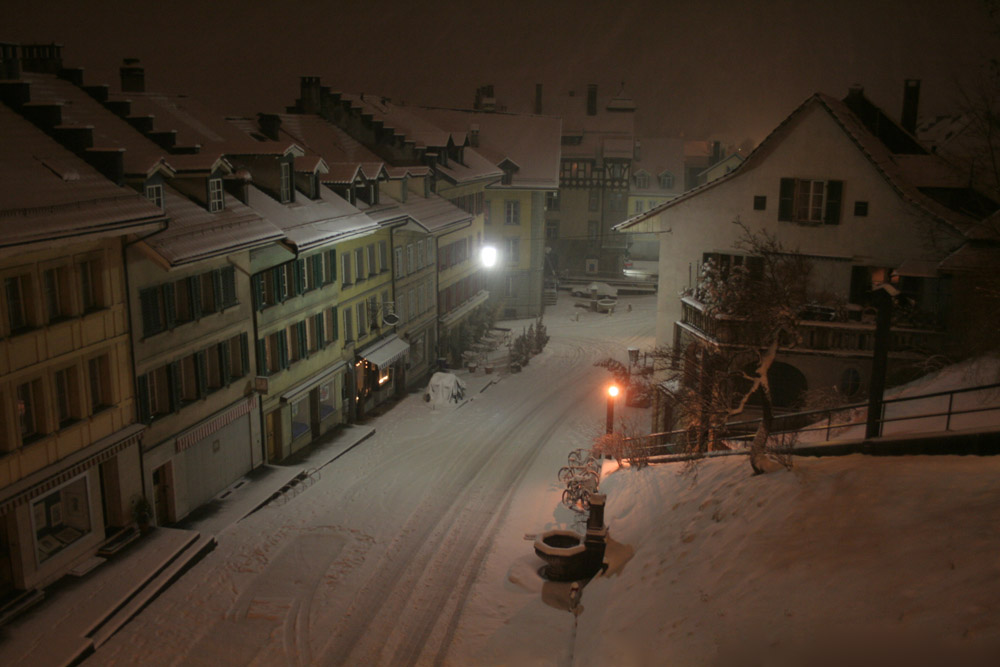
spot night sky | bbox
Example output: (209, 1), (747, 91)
(6, 0), (998, 145)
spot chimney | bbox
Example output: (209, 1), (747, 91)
(300, 76), (321, 114)
(148, 129), (177, 150)
(634, 140), (641, 161)
(258, 113), (282, 141)
(901, 79), (921, 134)
(847, 84), (864, 99)
(53, 125), (94, 154)
(20, 43), (63, 74)
(711, 140), (722, 165)
(85, 147), (125, 185)
(534, 83), (543, 114)
(0, 42), (21, 80)
(587, 84), (597, 116)
(120, 58), (145, 93)
(469, 123), (480, 147)
(480, 84), (496, 112)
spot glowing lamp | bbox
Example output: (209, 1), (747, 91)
(481, 245), (498, 268)
(607, 385), (619, 398)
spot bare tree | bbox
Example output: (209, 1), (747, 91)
(661, 221), (812, 474)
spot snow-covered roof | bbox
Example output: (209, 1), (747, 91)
(0, 103), (166, 252)
(363, 192), (473, 234)
(139, 185), (283, 265)
(246, 184), (378, 251)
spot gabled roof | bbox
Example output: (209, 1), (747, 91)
(408, 106), (560, 189)
(0, 103), (165, 252)
(615, 90), (996, 237)
(246, 184), (378, 252)
(363, 192), (473, 234)
(139, 185), (283, 265)
(630, 137), (686, 195)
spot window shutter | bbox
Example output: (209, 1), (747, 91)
(315, 313), (325, 347)
(252, 274), (264, 311)
(824, 180), (843, 225)
(220, 341), (232, 385)
(327, 250), (336, 284)
(298, 321), (308, 357)
(212, 270), (223, 308)
(221, 265), (237, 306)
(279, 329), (289, 369)
(240, 333), (250, 377)
(195, 350), (208, 397)
(778, 178), (795, 221)
(140, 289), (158, 336)
(159, 283), (174, 330)
(331, 306), (338, 341)
(274, 268), (285, 303)
(189, 276), (202, 320)
(169, 361), (182, 412)
(136, 374), (151, 423)
(294, 260), (305, 296)
(256, 339), (268, 376)
(311, 256), (323, 288)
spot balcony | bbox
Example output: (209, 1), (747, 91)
(678, 296), (945, 357)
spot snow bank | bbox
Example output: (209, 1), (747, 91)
(425, 371), (466, 409)
(574, 455), (1000, 666)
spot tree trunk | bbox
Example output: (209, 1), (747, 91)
(749, 389), (774, 474)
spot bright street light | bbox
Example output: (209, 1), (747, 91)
(606, 384), (619, 434)
(480, 245), (497, 268)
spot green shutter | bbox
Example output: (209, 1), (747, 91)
(315, 313), (325, 347)
(824, 180), (843, 225)
(220, 341), (232, 385)
(273, 268), (283, 303)
(189, 276), (202, 320)
(298, 321), (308, 357)
(240, 333), (250, 377)
(163, 283), (176, 329)
(212, 270), (223, 309)
(312, 256), (323, 288)
(168, 361), (181, 412)
(331, 306), (338, 340)
(221, 265), (236, 306)
(778, 178), (795, 221)
(136, 374), (151, 423)
(252, 274), (264, 310)
(256, 339), (268, 376)
(294, 260), (305, 295)
(195, 350), (208, 397)
(139, 288), (159, 336)
(327, 250), (336, 284)
(278, 329), (289, 368)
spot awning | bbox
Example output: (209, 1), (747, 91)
(281, 360), (347, 403)
(358, 334), (410, 368)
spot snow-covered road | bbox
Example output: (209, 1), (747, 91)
(89, 295), (656, 666)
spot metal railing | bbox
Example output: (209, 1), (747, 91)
(624, 381), (1000, 458)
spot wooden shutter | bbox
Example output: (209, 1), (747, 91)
(297, 321), (308, 358)
(274, 267), (286, 303)
(315, 313), (325, 347)
(189, 276), (202, 320)
(824, 180), (843, 225)
(212, 270), (223, 309)
(327, 250), (336, 284)
(168, 361), (181, 412)
(221, 265), (237, 306)
(294, 260), (305, 296)
(778, 178), (795, 221)
(331, 306), (338, 341)
(220, 341), (232, 385)
(278, 329), (289, 369)
(240, 333), (250, 377)
(256, 339), (268, 376)
(311, 256), (323, 288)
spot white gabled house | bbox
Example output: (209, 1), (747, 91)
(616, 83), (997, 431)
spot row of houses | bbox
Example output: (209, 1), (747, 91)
(0, 43), (563, 598)
(617, 79), (999, 432)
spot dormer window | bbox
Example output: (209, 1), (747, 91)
(208, 178), (224, 212)
(144, 183), (164, 209)
(659, 172), (674, 189)
(280, 162), (292, 203)
(635, 173), (649, 189)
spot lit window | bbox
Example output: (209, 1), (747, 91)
(145, 183), (164, 209)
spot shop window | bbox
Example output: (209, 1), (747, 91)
(318, 381), (337, 422)
(32, 476), (91, 564)
(291, 397), (310, 440)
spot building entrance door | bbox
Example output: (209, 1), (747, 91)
(265, 409), (281, 462)
(151, 463), (173, 526)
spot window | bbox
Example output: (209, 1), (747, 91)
(43, 265), (73, 322)
(323, 250), (337, 285)
(228, 333), (249, 380)
(356, 302), (367, 337)
(426, 242), (434, 267)
(327, 306), (339, 342)
(416, 240), (425, 269)
(505, 238), (520, 265)
(354, 248), (365, 281)
(342, 253), (352, 286)
(407, 244), (415, 273)
(854, 201), (869, 217)
(263, 330), (286, 374)
(588, 220), (600, 241)
(378, 240), (388, 273)
(5, 274), (33, 334)
(200, 272), (219, 314)
(177, 354), (199, 404)
(174, 278), (196, 324)
(543, 220), (559, 241)
(484, 202), (491, 224)
(288, 322), (306, 363)
(701, 252), (764, 283)
(505, 275), (515, 298)
(409, 289), (417, 320)
(546, 191), (560, 211)
(32, 476), (91, 564)
(504, 200), (521, 225)
(397, 293), (407, 324)
(139, 286), (167, 337)
(16, 379), (44, 442)
(77, 257), (102, 313)
(88, 355), (112, 413)
(367, 244), (377, 276)
(280, 162), (292, 203)
(778, 178), (843, 224)
(145, 183), (164, 209)
(394, 246), (404, 277)
(54, 366), (80, 428)
(208, 178), (224, 212)
(343, 307), (354, 342)
(635, 173), (649, 189)
(205, 344), (223, 392)
(588, 190), (599, 211)
(143, 365), (173, 421)
(659, 172), (674, 189)
(753, 195), (767, 211)
(635, 200), (644, 214)
(308, 313), (323, 352)
(220, 266), (237, 307)
(610, 193), (624, 211)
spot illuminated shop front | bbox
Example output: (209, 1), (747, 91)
(355, 335), (410, 415)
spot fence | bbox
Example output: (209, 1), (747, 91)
(623, 382), (1000, 459)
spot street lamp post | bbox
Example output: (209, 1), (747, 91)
(606, 384), (619, 434)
